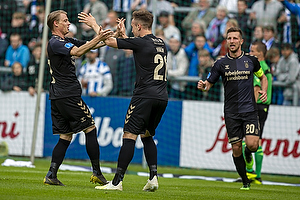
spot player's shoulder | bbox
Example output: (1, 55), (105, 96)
(145, 34), (165, 46)
(120, 36), (143, 45)
(244, 52), (255, 58)
(49, 35), (69, 47)
(50, 35), (64, 43)
(213, 55), (226, 65)
(244, 52), (259, 62)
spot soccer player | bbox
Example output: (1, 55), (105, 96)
(247, 41), (272, 184)
(78, 10), (168, 191)
(43, 10), (113, 186)
(197, 27), (268, 190)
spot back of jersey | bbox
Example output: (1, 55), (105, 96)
(117, 34), (168, 101)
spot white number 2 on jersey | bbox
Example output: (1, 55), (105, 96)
(153, 54), (167, 81)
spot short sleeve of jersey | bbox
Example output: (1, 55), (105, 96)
(66, 37), (86, 47)
(117, 37), (141, 51)
(207, 60), (221, 84)
(49, 37), (86, 56)
(49, 39), (74, 56)
(249, 56), (263, 76)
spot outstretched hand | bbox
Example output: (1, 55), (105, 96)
(116, 18), (127, 38)
(78, 12), (97, 28)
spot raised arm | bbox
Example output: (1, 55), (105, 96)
(78, 12), (101, 34)
(115, 18), (127, 38)
(105, 18), (127, 48)
(70, 29), (113, 57)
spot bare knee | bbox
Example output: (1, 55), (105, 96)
(246, 142), (259, 151)
(245, 136), (259, 151)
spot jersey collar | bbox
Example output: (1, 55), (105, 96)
(226, 51), (244, 60)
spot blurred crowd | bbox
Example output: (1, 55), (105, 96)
(0, 0), (300, 105)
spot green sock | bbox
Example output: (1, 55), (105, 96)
(242, 141), (246, 159)
(242, 141), (254, 172)
(254, 146), (263, 178)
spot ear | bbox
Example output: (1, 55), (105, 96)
(137, 24), (141, 31)
(53, 20), (59, 27)
(240, 38), (244, 45)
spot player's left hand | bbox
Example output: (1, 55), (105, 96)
(78, 12), (97, 27)
(116, 18), (126, 38)
(258, 90), (267, 102)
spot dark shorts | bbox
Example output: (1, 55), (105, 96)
(225, 111), (260, 144)
(51, 96), (95, 135)
(123, 97), (168, 136)
(257, 104), (269, 139)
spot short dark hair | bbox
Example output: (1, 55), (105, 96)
(10, 32), (22, 40)
(263, 25), (275, 33)
(252, 40), (267, 57)
(238, 0), (247, 4)
(47, 10), (67, 31)
(194, 34), (206, 41)
(132, 10), (153, 29)
(226, 27), (243, 39)
(159, 11), (169, 17)
(281, 43), (292, 50)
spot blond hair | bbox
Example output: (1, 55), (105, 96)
(47, 10), (67, 31)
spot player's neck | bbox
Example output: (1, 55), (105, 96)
(52, 30), (65, 39)
(258, 57), (265, 62)
(229, 49), (242, 58)
(139, 29), (152, 37)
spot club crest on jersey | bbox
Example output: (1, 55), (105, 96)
(225, 65), (229, 70)
(244, 61), (249, 68)
(65, 43), (74, 48)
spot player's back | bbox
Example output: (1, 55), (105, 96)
(117, 34), (168, 101)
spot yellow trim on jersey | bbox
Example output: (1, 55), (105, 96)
(254, 68), (264, 78)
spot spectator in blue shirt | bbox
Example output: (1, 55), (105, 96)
(185, 34), (213, 77)
(184, 34), (213, 100)
(4, 33), (30, 69)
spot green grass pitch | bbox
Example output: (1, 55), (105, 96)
(0, 157), (299, 200)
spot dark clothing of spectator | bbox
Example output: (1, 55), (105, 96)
(103, 47), (125, 95)
(236, 13), (252, 51)
(0, 34), (9, 66)
(0, 0), (17, 34)
(27, 55), (51, 91)
(0, 73), (28, 92)
(118, 53), (136, 96)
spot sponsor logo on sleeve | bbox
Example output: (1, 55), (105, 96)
(65, 43), (74, 48)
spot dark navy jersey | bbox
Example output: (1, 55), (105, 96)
(207, 52), (261, 114)
(117, 34), (168, 101)
(47, 35), (86, 100)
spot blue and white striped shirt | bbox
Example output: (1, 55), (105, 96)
(78, 58), (113, 96)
